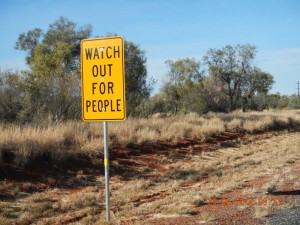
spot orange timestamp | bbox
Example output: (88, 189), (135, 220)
(208, 196), (287, 207)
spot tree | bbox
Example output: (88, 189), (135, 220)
(200, 75), (230, 112)
(165, 58), (203, 85)
(133, 93), (166, 118)
(203, 44), (274, 112)
(162, 82), (183, 115)
(181, 82), (206, 114)
(289, 94), (300, 109)
(124, 41), (154, 116)
(15, 28), (43, 65)
(16, 19), (153, 120)
(162, 58), (203, 115)
(266, 93), (289, 109)
(203, 44), (255, 111)
(0, 70), (24, 122)
(15, 17), (92, 122)
(241, 68), (274, 111)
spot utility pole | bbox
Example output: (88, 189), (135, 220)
(297, 81), (300, 98)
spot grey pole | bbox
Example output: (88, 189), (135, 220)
(103, 121), (110, 221)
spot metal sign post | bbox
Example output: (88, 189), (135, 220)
(103, 121), (110, 221)
(81, 36), (126, 222)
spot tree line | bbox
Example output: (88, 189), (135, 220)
(0, 17), (299, 123)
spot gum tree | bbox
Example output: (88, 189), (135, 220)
(15, 17), (93, 122)
(162, 57), (203, 115)
(203, 44), (274, 112)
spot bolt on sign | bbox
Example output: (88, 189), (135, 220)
(81, 36), (126, 121)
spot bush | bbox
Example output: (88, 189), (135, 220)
(289, 95), (300, 109)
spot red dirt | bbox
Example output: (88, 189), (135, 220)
(1, 130), (298, 224)
(143, 160), (300, 225)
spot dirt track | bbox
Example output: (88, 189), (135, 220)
(0, 130), (299, 224)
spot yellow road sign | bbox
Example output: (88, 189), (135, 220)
(81, 37), (126, 121)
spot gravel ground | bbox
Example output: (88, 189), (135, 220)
(266, 207), (300, 225)
(266, 196), (300, 225)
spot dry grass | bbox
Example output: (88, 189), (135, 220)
(254, 206), (270, 218)
(60, 189), (104, 210)
(198, 212), (216, 223)
(106, 132), (299, 222)
(0, 126), (299, 223)
(1, 110), (300, 168)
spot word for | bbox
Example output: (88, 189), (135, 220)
(92, 82), (114, 94)
(208, 196), (287, 207)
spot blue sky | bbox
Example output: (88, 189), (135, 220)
(0, 0), (299, 95)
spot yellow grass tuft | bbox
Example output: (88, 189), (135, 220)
(0, 109), (300, 168)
